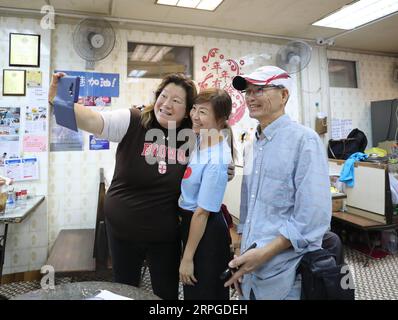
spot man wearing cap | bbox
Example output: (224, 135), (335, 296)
(224, 66), (331, 300)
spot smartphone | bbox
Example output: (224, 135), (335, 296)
(53, 76), (80, 132)
(219, 242), (257, 281)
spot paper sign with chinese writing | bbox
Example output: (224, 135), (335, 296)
(23, 135), (47, 152)
(55, 70), (119, 97)
(22, 157), (39, 180)
(4, 157), (39, 181)
(89, 135), (109, 150)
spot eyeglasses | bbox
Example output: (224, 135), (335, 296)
(241, 85), (285, 97)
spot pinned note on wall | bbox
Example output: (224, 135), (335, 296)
(331, 118), (353, 140)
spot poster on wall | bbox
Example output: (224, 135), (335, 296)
(89, 135), (109, 150)
(78, 96), (112, 107)
(22, 157), (39, 180)
(23, 136), (47, 152)
(9, 33), (40, 67)
(25, 106), (47, 134)
(0, 136), (20, 163)
(55, 70), (119, 97)
(331, 119), (353, 140)
(49, 114), (83, 152)
(4, 157), (39, 181)
(0, 107), (21, 135)
(27, 88), (48, 106)
(4, 158), (22, 180)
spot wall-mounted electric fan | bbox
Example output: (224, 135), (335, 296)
(73, 18), (116, 70)
(276, 40), (312, 74)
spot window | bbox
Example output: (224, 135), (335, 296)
(127, 42), (193, 79)
(328, 59), (358, 88)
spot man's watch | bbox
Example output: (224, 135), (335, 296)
(48, 99), (54, 107)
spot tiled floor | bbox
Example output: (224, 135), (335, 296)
(1, 246), (397, 300)
(345, 247), (398, 300)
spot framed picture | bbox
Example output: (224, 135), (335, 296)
(9, 33), (40, 67)
(2, 69), (26, 96)
(127, 42), (193, 79)
(26, 70), (42, 87)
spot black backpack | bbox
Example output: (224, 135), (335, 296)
(299, 249), (355, 300)
(328, 128), (368, 160)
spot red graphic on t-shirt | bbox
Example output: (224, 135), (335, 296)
(183, 167), (192, 179)
(198, 48), (246, 125)
(141, 143), (187, 163)
(158, 161), (167, 174)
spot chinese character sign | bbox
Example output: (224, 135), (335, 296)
(55, 70), (119, 97)
(198, 48), (246, 126)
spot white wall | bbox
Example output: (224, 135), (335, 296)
(0, 16), (50, 275)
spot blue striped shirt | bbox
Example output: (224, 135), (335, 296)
(238, 114), (331, 300)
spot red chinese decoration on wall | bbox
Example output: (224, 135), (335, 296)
(198, 48), (246, 126)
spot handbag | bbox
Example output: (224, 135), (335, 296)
(299, 249), (355, 300)
(328, 128), (368, 160)
(327, 138), (359, 160)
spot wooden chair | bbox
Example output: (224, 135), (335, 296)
(93, 168), (110, 271)
(46, 168), (110, 277)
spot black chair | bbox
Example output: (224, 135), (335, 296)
(300, 231), (355, 300)
(322, 231), (344, 265)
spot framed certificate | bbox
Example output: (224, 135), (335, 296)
(2, 69), (26, 96)
(26, 70), (42, 87)
(9, 33), (40, 67)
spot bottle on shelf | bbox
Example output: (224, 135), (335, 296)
(6, 187), (15, 209)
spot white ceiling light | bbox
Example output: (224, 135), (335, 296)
(157, 0), (178, 5)
(312, 0), (398, 30)
(156, 0), (223, 11)
(196, 0), (223, 10)
(129, 70), (147, 78)
(151, 47), (173, 62)
(142, 46), (162, 62)
(178, 0), (201, 8)
(130, 45), (147, 61)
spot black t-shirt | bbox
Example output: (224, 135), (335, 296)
(104, 109), (190, 242)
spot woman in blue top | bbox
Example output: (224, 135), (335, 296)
(178, 88), (235, 300)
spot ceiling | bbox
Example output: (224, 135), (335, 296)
(1, 0), (398, 55)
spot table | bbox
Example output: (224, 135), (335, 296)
(0, 196), (45, 282)
(332, 211), (398, 266)
(10, 281), (161, 300)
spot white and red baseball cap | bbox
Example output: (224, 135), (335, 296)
(232, 65), (292, 92)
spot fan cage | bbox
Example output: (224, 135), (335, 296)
(276, 40), (312, 74)
(73, 18), (116, 62)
